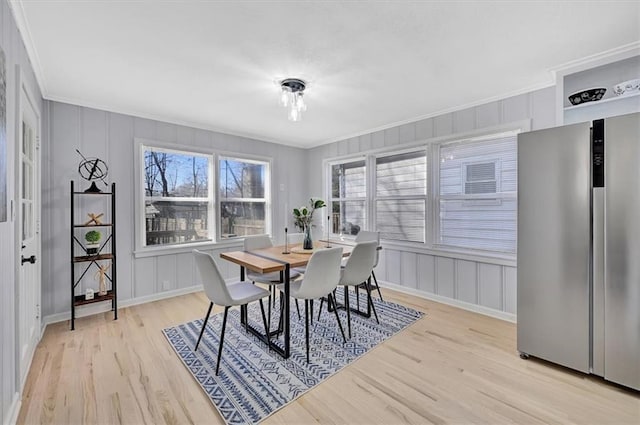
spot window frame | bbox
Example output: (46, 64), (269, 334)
(323, 121), (529, 262)
(327, 156), (367, 238)
(435, 131), (518, 253)
(373, 147), (429, 243)
(134, 138), (273, 256)
(218, 155), (272, 240)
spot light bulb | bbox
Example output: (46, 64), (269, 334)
(280, 89), (289, 107)
(289, 107), (300, 122)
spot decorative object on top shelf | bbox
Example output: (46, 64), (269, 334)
(84, 229), (102, 255)
(613, 78), (640, 96)
(279, 78), (307, 122)
(293, 198), (326, 250)
(568, 87), (607, 105)
(76, 149), (109, 193)
(84, 212), (104, 226)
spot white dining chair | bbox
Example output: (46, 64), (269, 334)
(288, 232), (307, 274)
(354, 230), (383, 300)
(243, 235), (302, 323)
(277, 247), (346, 363)
(337, 240), (379, 338)
(192, 249), (270, 375)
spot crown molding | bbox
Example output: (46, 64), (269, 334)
(8, 0), (48, 96)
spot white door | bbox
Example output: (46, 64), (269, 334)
(16, 79), (40, 388)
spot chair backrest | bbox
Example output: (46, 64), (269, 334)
(340, 240), (378, 286)
(193, 249), (233, 306)
(355, 230), (380, 267)
(243, 234), (273, 251)
(295, 247), (343, 300)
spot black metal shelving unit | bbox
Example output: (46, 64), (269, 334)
(70, 181), (117, 330)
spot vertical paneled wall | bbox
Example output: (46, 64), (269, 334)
(1, 1), (44, 423)
(308, 87), (557, 320)
(42, 101), (307, 318)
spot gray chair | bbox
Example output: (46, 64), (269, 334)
(337, 240), (379, 338)
(354, 230), (383, 300)
(192, 249), (270, 375)
(243, 235), (302, 322)
(277, 247), (346, 363)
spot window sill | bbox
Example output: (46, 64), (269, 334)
(378, 240), (516, 267)
(133, 238), (244, 259)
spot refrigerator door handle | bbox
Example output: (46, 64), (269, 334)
(592, 187), (605, 377)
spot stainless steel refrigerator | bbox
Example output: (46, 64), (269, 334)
(517, 112), (639, 391)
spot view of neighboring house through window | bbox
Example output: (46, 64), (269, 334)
(219, 157), (270, 238)
(375, 150), (427, 243)
(330, 159), (366, 236)
(143, 146), (212, 246)
(437, 132), (517, 252)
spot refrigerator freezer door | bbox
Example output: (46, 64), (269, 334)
(517, 123), (591, 373)
(604, 113), (640, 390)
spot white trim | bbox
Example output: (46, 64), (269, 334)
(7, 1), (47, 96)
(380, 280), (516, 323)
(42, 283), (217, 326)
(6, 392), (21, 425)
(380, 240), (516, 267)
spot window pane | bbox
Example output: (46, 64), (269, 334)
(220, 201), (266, 238)
(145, 200), (209, 246)
(220, 159), (265, 199)
(376, 151), (426, 197)
(331, 160), (365, 198)
(144, 150), (209, 197)
(439, 198), (516, 252)
(438, 133), (517, 252)
(331, 200), (365, 235)
(376, 199), (425, 242)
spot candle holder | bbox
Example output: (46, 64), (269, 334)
(325, 215), (331, 248)
(282, 227), (290, 254)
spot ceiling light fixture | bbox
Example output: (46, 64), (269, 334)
(280, 78), (307, 122)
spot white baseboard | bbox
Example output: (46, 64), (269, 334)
(380, 280), (517, 323)
(42, 284), (204, 326)
(6, 392), (21, 425)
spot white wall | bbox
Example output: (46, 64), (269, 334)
(0, 1), (44, 423)
(307, 87), (557, 321)
(41, 101), (308, 319)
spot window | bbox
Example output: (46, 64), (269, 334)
(143, 146), (213, 247)
(138, 141), (272, 250)
(437, 133), (517, 252)
(375, 150), (427, 243)
(330, 159), (366, 236)
(219, 157), (270, 238)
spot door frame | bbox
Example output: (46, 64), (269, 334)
(13, 64), (42, 392)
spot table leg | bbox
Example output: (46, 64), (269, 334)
(283, 263), (290, 358)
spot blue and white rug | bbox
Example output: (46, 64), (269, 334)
(163, 294), (424, 424)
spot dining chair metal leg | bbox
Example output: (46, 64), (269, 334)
(317, 297), (324, 321)
(345, 287), (352, 339)
(258, 299), (271, 351)
(215, 306), (230, 375)
(328, 293), (346, 343)
(195, 302), (213, 351)
(304, 299), (310, 363)
(365, 277), (379, 324)
(295, 299), (301, 320)
(371, 270), (383, 300)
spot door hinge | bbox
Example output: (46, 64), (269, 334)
(36, 304), (40, 320)
(36, 136), (41, 150)
(36, 219), (41, 234)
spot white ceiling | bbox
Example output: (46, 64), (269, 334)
(11, 1), (640, 148)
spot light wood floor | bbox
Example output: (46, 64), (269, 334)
(18, 289), (639, 424)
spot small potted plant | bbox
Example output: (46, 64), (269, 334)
(84, 230), (102, 255)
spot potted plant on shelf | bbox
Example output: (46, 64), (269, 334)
(84, 230), (102, 255)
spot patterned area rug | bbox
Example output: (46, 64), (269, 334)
(163, 294), (424, 424)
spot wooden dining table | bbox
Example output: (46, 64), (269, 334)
(220, 240), (353, 359)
